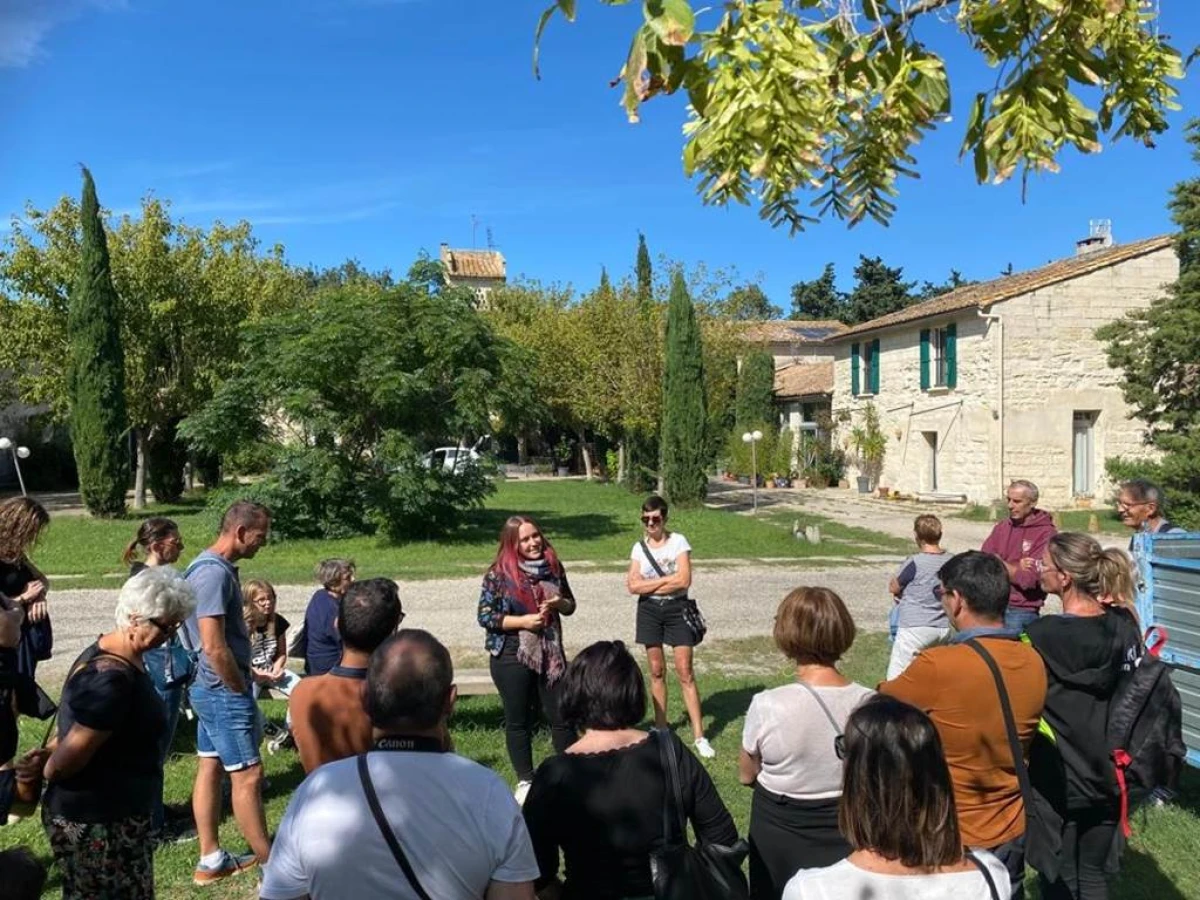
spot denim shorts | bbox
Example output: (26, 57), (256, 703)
(190, 681), (262, 772)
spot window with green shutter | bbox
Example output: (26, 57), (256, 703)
(868, 339), (880, 394)
(920, 329), (931, 390)
(945, 323), (957, 389)
(851, 343), (860, 396)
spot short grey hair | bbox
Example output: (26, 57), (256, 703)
(115, 566), (196, 627)
(316, 558), (355, 590)
(1009, 479), (1039, 503)
(1121, 478), (1164, 512)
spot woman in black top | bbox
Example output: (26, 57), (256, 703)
(523, 640), (740, 899)
(41, 566), (196, 900)
(0, 497), (51, 680)
(1029, 533), (1143, 900)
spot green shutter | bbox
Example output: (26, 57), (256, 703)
(946, 323), (957, 389)
(870, 339), (881, 394)
(850, 343), (860, 396)
(919, 329), (931, 391)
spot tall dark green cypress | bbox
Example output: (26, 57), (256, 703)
(660, 272), (707, 504)
(68, 167), (128, 516)
(636, 232), (653, 307)
(736, 350), (776, 427)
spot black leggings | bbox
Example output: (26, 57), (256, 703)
(1038, 809), (1118, 900)
(490, 641), (574, 782)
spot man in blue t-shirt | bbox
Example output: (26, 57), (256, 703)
(183, 500), (272, 885)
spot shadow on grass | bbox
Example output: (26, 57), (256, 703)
(449, 508), (626, 547)
(703, 684), (767, 742)
(452, 697), (507, 733)
(1169, 766), (1200, 817)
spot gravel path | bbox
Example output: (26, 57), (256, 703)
(35, 564), (906, 687)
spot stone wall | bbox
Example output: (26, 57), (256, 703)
(830, 244), (1177, 507)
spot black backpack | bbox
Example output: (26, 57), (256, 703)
(1106, 625), (1187, 837)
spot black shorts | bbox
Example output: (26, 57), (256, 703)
(636, 597), (697, 648)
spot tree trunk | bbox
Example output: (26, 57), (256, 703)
(617, 438), (627, 484)
(517, 432), (529, 466)
(133, 429), (147, 510)
(578, 429), (594, 480)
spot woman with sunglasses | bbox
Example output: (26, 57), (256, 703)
(478, 515), (577, 805)
(42, 566), (196, 900)
(626, 495), (715, 758)
(740, 587), (874, 900)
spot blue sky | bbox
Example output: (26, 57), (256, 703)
(2, 1), (1199, 306)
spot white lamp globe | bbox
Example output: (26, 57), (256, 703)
(742, 432), (752, 443)
(0, 438), (10, 450)
(752, 430), (763, 441)
(15, 447), (30, 459)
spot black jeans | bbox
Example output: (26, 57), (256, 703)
(987, 834), (1027, 900)
(1038, 809), (1118, 900)
(489, 640), (574, 782)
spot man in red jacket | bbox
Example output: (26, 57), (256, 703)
(981, 480), (1057, 633)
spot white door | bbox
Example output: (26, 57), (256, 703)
(1072, 412), (1097, 496)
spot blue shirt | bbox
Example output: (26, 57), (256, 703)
(303, 589), (342, 676)
(949, 624), (1020, 644)
(183, 551), (252, 690)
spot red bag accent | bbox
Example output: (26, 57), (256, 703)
(1144, 626), (1169, 658)
(1112, 748), (1134, 838)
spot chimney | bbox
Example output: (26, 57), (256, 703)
(1076, 219), (1114, 256)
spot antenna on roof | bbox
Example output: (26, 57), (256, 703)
(471, 214), (479, 248)
(486, 227), (496, 249)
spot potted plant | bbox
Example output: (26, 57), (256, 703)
(850, 403), (887, 494)
(554, 436), (574, 477)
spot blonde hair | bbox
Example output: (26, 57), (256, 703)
(1048, 532), (1135, 607)
(0, 497), (49, 563)
(243, 579), (277, 629)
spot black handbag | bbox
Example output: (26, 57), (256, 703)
(649, 730), (749, 900)
(639, 540), (707, 644)
(965, 639), (1063, 882)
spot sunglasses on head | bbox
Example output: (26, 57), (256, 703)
(641, 514), (663, 525)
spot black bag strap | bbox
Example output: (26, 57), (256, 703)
(357, 753), (433, 900)
(639, 540), (668, 578)
(964, 639), (1039, 825)
(966, 851), (1001, 900)
(655, 729), (689, 846)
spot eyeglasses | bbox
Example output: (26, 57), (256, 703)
(641, 515), (664, 525)
(148, 617), (181, 636)
(1116, 500), (1147, 511)
(1035, 559), (1061, 575)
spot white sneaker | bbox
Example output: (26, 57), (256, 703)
(693, 737), (716, 759)
(514, 780), (533, 806)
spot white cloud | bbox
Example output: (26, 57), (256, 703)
(0, 0), (124, 68)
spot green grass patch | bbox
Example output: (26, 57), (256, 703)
(959, 503), (1128, 535)
(8, 632), (1196, 898)
(31, 480), (907, 588)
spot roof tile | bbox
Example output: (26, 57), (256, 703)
(774, 361), (833, 398)
(439, 246), (507, 280)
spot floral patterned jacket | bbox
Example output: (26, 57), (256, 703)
(477, 567), (576, 656)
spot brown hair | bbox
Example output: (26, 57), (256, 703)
(315, 558), (356, 590)
(914, 514), (942, 544)
(839, 695), (963, 870)
(122, 517), (179, 566)
(243, 579), (277, 629)
(0, 497), (49, 563)
(219, 500), (270, 535)
(1048, 532), (1136, 608)
(773, 587), (856, 666)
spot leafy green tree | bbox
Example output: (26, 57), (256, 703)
(636, 232), (653, 307)
(719, 283), (780, 321)
(1100, 121), (1200, 526)
(536, 1), (1181, 231)
(660, 272), (707, 504)
(67, 168), (128, 517)
(181, 265), (506, 539)
(918, 269), (974, 300)
(735, 350), (776, 428)
(789, 263), (843, 320)
(845, 256), (916, 324)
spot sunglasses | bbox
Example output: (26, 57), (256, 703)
(640, 515), (664, 525)
(148, 617), (181, 636)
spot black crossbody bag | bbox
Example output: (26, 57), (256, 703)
(639, 539), (707, 644)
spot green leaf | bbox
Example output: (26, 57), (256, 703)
(644, 0), (695, 47)
(533, 1), (578, 80)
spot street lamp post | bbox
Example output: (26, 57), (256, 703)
(0, 438), (31, 497)
(741, 429), (763, 513)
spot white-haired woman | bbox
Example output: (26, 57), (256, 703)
(41, 566), (196, 900)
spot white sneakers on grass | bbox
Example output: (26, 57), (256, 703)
(693, 737), (716, 759)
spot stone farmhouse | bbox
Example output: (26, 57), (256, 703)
(439, 244), (506, 309)
(826, 232), (1177, 508)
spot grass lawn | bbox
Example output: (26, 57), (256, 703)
(6, 632), (1197, 899)
(30, 480), (911, 589)
(959, 503), (1129, 535)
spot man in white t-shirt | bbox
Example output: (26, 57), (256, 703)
(259, 630), (538, 900)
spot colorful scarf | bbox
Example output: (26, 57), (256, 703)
(512, 558), (567, 684)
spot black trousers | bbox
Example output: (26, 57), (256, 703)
(490, 640), (574, 782)
(1038, 809), (1118, 900)
(987, 834), (1027, 900)
(748, 785), (848, 900)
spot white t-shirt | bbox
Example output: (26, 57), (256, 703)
(630, 532), (692, 599)
(260, 750), (539, 900)
(782, 854), (1011, 900)
(742, 682), (875, 799)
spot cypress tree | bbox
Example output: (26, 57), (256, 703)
(660, 272), (707, 504)
(636, 232), (653, 307)
(736, 350), (777, 427)
(68, 167), (128, 516)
